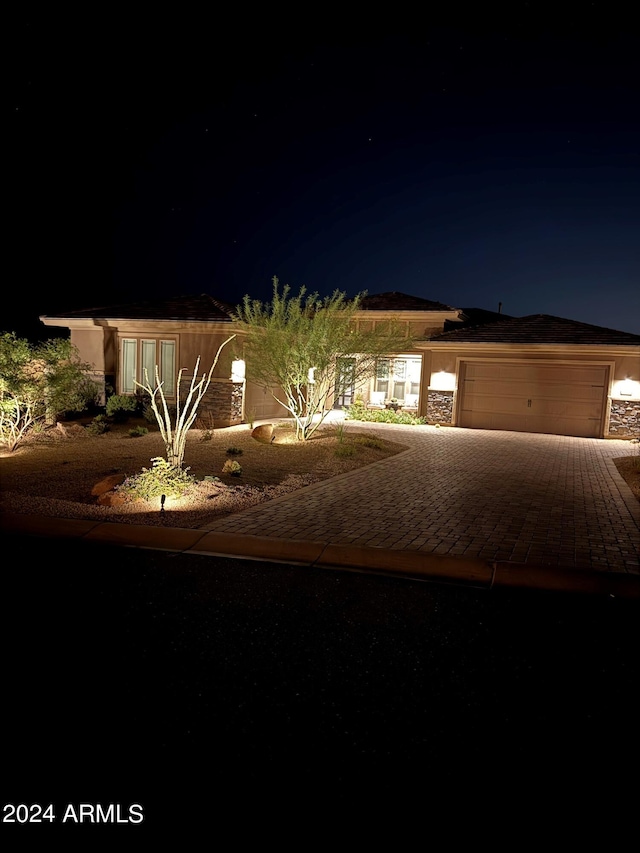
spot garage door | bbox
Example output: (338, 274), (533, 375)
(458, 362), (608, 438)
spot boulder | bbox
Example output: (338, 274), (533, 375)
(92, 473), (126, 496)
(251, 423), (274, 443)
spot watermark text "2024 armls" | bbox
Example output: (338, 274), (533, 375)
(2, 803), (144, 824)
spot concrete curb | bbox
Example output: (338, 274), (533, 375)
(3, 511), (639, 599)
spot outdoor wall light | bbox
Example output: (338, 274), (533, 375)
(430, 370), (455, 391)
(231, 359), (246, 381)
(618, 378), (638, 397)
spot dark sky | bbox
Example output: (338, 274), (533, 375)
(8, 4), (640, 338)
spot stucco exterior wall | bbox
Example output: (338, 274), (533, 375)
(69, 327), (117, 403)
(178, 329), (237, 378)
(70, 328), (107, 370)
(243, 382), (289, 422)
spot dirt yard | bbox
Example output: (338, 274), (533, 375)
(0, 418), (406, 528)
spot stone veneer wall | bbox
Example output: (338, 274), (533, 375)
(198, 380), (244, 427)
(427, 389), (454, 424)
(608, 399), (640, 437)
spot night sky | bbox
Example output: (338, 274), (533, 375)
(8, 4), (640, 339)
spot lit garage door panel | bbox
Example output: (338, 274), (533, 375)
(459, 362), (607, 437)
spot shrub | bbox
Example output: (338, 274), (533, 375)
(139, 392), (178, 426)
(106, 394), (138, 421)
(354, 435), (383, 449)
(346, 400), (367, 419)
(141, 399), (157, 424)
(129, 425), (149, 437)
(58, 376), (102, 418)
(85, 414), (110, 435)
(0, 333), (97, 451)
(345, 404), (426, 426)
(334, 444), (356, 458)
(222, 459), (242, 476)
(226, 446), (243, 456)
(199, 429), (213, 442)
(117, 457), (195, 502)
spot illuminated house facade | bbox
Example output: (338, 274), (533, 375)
(40, 291), (640, 438)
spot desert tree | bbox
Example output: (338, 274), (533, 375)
(0, 332), (97, 452)
(234, 277), (410, 440)
(136, 335), (235, 468)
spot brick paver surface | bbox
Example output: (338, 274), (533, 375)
(202, 424), (640, 574)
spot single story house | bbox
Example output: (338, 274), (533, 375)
(40, 291), (640, 439)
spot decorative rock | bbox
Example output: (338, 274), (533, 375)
(91, 473), (126, 496)
(252, 423), (274, 443)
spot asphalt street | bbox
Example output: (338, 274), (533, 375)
(2, 533), (639, 841)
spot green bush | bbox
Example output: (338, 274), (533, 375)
(106, 394), (138, 421)
(128, 425), (149, 437)
(85, 414), (110, 435)
(0, 333), (98, 451)
(353, 435), (383, 449)
(59, 375), (102, 418)
(117, 457), (195, 502)
(226, 446), (243, 456)
(141, 400), (157, 424)
(345, 404), (426, 426)
(334, 444), (356, 458)
(222, 459), (242, 476)
(139, 395), (177, 425)
(345, 400), (367, 419)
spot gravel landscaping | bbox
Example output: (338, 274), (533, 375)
(0, 418), (406, 528)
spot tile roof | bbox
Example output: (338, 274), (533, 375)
(358, 291), (457, 311)
(430, 314), (640, 345)
(443, 306), (513, 331)
(42, 294), (236, 322)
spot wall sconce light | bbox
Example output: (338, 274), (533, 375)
(619, 378), (634, 397)
(231, 359), (246, 382)
(431, 369), (455, 391)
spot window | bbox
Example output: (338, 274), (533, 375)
(374, 357), (422, 403)
(120, 338), (176, 396)
(375, 359), (390, 396)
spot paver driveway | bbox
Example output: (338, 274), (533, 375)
(202, 424), (640, 574)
